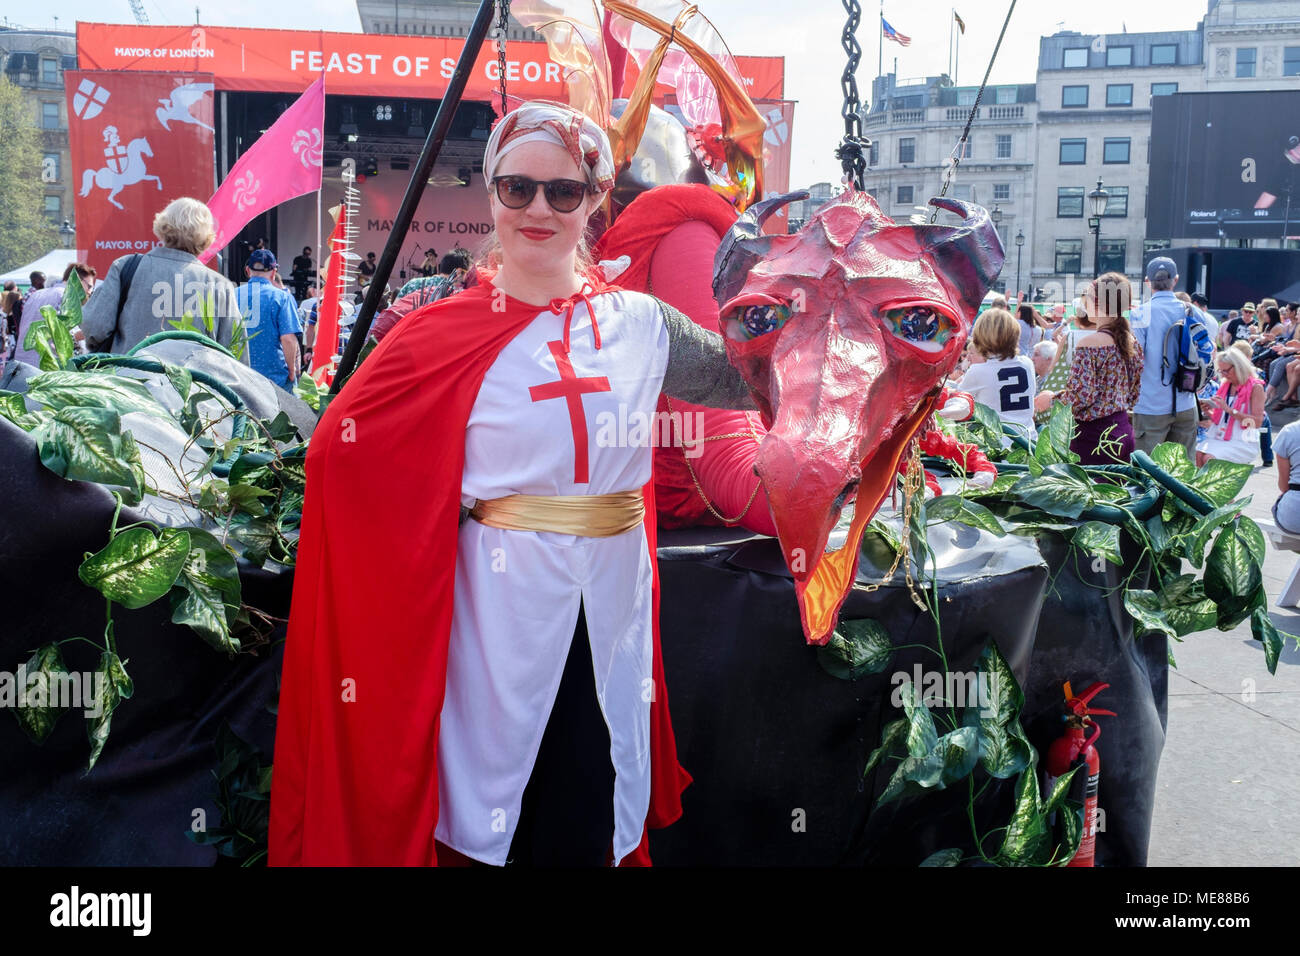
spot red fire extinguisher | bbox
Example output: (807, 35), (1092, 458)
(1044, 681), (1116, 867)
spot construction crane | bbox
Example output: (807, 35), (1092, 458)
(127, 0), (150, 25)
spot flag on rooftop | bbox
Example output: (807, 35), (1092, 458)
(954, 11), (966, 34)
(882, 18), (912, 47)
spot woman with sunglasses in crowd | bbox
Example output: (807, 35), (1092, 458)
(271, 101), (756, 868)
(1034, 272), (1143, 465)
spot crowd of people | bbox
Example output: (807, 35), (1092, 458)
(952, 257), (1300, 511)
(0, 198), (472, 393)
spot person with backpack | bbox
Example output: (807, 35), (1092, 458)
(1130, 257), (1215, 458)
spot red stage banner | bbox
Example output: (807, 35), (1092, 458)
(74, 22), (783, 101)
(66, 70), (216, 276)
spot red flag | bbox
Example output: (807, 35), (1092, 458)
(201, 76), (324, 262)
(311, 202), (350, 385)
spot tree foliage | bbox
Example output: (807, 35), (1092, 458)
(0, 75), (58, 275)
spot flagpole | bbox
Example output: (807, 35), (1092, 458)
(316, 76), (325, 305)
(878, 0), (884, 86)
(331, 0), (497, 393)
(955, 21), (960, 84)
(948, 8), (954, 80)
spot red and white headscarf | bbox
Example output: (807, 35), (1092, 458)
(483, 100), (616, 194)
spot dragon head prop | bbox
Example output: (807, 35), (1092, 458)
(713, 190), (1005, 644)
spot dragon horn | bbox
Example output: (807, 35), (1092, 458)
(713, 189), (809, 304)
(917, 197), (1007, 317)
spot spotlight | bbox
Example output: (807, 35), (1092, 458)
(458, 167), (472, 188)
(363, 159), (380, 178)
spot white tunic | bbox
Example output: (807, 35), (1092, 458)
(434, 290), (670, 866)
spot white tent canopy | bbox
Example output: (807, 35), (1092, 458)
(0, 249), (81, 288)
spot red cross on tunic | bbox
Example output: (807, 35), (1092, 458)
(528, 340), (611, 484)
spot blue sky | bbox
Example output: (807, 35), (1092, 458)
(10, 1), (1207, 185)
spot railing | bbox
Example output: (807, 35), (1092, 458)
(892, 109), (925, 124)
(946, 107), (977, 121)
(862, 112), (887, 129)
(988, 105), (1025, 119)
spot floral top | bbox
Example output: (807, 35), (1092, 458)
(1057, 341), (1144, 422)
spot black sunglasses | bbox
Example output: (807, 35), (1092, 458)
(491, 175), (591, 213)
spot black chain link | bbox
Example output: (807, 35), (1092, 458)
(836, 0), (868, 190)
(495, 0), (511, 116)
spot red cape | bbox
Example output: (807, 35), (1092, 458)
(269, 279), (690, 865)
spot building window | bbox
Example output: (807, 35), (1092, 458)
(1062, 85), (1089, 108)
(1063, 48), (1088, 69)
(1059, 138), (1087, 164)
(957, 90), (977, 106)
(1098, 239), (1127, 274)
(1103, 186), (1129, 217)
(993, 183), (1011, 201)
(1106, 84), (1133, 107)
(1106, 46), (1133, 68)
(41, 102), (59, 129)
(42, 152), (59, 181)
(41, 57), (57, 84)
(1144, 239), (1172, 255)
(896, 185), (914, 205)
(1055, 239), (1083, 274)
(1237, 47), (1256, 78)
(898, 138), (916, 164)
(1057, 187), (1085, 217)
(995, 86), (1017, 104)
(1151, 82), (1179, 98)
(868, 141), (879, 166)
(996, 134), (1012, 159)
(1151, 44), (1178, 66)
(1103, 138), (1131, 164)
(960, 139), (972, 159)
(1285, 47), (1300, 77)
(44, 195), (61, 222)
(952, 184), (973, 201)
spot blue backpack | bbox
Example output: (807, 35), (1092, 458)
(1161, 304), (1214, 412)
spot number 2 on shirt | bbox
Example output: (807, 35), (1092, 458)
(997, 365), (1031, 412)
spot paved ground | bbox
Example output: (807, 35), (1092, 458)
(1148, 412), (1300, 866)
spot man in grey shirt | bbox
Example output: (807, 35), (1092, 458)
(80, 198), (244, 358)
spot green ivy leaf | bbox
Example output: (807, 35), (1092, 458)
(1250, 606), (1286, 675)
(263, 410), (298, 443)
(1053, 799), (1086, 865)
(117, 430), (146, 505)
(169, 529), (242, 655)
(970, 641), (1033, 780)
(1009, 464), (1096, 520)
(963, 472), (1019, 498)
(10, 644), (71, 744)
(971, 401), (1003, 449)
(30, 311), (76, 371)
(818, 618), (893, 679)
(26, 370), (173, 421)
(293, 374), (322, 412)
(927, 495), (1006, 536)
(996, 768), (1049, 866)
(920, 848), (964, 867)
(227, 513), (275, 566)
(1183, 501), (1245, 569)
(78, 527), (192, 609)
(1150, 441), (1196, 484)
(1235, 516), (1267, 567)
(162, 364), (193, 403)
(1191, 458), (1253, 509)
(32, 406), (138, 487)
(1123, 589), (1178, 640)
(86, 648), (133, 772)
(0, 390), (28, 422)
(1073, 520), (1122, 567)
(1157, 574), (1218, 636)
(864, 718), (908, 778)
(1205, 519), (1264, 627)
(900, 681), (939, 757)
(879, 725), (980, 805)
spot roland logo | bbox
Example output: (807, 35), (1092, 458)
(49, 886), (151, 936)
(1188, 209), (1218, 219)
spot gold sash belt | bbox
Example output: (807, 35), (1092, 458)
(469, 490), (645, 538)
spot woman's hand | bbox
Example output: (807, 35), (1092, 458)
(1212, 395), (1228, 410)
(1034, 391), (1055, 413)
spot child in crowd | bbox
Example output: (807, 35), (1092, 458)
(957, 307), (1038, 443)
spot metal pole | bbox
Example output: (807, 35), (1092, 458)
(1092, 220), (1101, 279)
(1016, 243), (1022, 297)
(331, 0), (497, 393)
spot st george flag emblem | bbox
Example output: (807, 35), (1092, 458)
(72, 78), (111, 120)
(882, 18), (912, 47)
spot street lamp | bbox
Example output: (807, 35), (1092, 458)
(59, 219), (75, 250)
(1087, 177), (1109, 279)
(991, 205), (1004, 291)
(1015, 228), (1025, 299)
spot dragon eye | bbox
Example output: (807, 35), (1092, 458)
(881, 304), (954, 353)
(724, 301), (791, 340)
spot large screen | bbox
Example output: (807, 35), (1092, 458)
(1148, 90), (1300, 240)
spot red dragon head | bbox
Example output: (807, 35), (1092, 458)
(713, 190), (1005, 644)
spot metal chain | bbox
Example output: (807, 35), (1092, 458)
(861, 439), (928, 612)
(931, 0), (1019, 222)
(495, 0), (511, 116)
(665, 397), (764, 524)
(835, 0), (869, 190)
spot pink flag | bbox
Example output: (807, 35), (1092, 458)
(201, 76), (324, 262)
